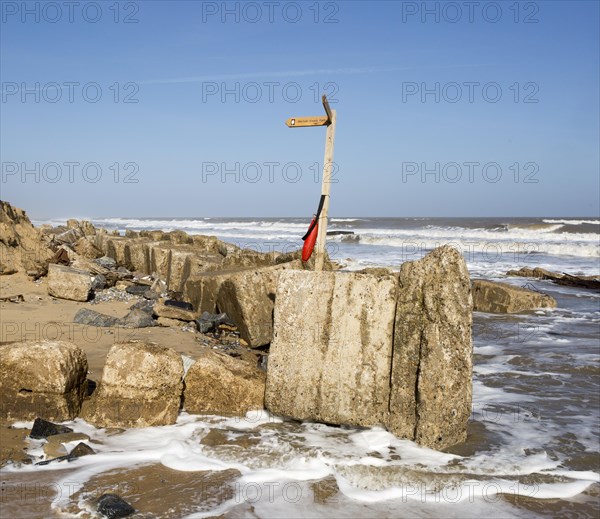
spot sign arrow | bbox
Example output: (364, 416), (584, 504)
(285, 116), (330, 128)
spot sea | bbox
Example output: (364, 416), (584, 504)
(6, 216), (599, 518)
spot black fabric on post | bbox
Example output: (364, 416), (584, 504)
(301, 195), (326, 241)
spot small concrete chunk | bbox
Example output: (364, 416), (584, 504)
(47, 264), (92, 301)
(153, 300), (198, 321)
(82, 341), (183, 428)
(43, 432), (90, 459)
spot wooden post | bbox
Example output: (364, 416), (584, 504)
(315, 104), (336, 271)
(284, 94), (337, 271)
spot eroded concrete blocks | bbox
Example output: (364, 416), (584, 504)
(0, 341), (88, 422)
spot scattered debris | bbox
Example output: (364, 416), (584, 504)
(0, 294), (24, 303)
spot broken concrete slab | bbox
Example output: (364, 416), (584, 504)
(184, 352), (266, 415)
(472, 279), (557, 313)
(74, 237), (103, 259)
(153, 299), (198, 321)
(389, 245), (473, 450)
(506, 267), (600, 291)
(265, 270), (397, 427)
(184, 261), (303, 346)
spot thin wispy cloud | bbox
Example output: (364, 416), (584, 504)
(138, 66), (399, 85)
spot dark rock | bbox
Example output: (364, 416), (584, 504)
(196, 311), (231, 333)
(116, 266), (132, 278)
(125, 285), (150, 296)
(73, 308), (118, 327)
(97, 493), (135, 518)
(506, 267), (600, 291)
(130, 299), (154, 314)
(86, 379), (97, 397)
(104, 272), (119, 288)
(164, 299), (193, 311)
(258, 354), (268, 371)
(92, 274), (107, 291)
(118, 308), (155, 328)
(73, 308), (155, 328)
(327, 230), (354, 236)
(30, 418), (73, 440)
(95, 256), (117, 270)
(143, 289), (159, 300)
(35, 454), (73, 465)
(70, 442), (95, 457)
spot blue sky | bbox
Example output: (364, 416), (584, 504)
(1, 0), (598, 218)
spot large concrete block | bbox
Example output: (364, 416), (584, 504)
(106, 238), (130, 268)
(184, 352), (266, 415)
(216, 270), (274, 348)
(0, 341), (88, 422)
(168, 249), (194, 293)
(82, 341), (183, 427)
(265, 270), (397, 427)
(73, 237), (102, 259)
(47, 264), (92, 301)
(125, 240), (151, 274)
(389, 246), (473, 450)
(472, 279), (556, 313)
(150, 244), (172, 282)
(265, 247), (473, 451)
(90, 230), (109, 254)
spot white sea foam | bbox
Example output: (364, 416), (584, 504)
(4, 408), (596, 517)
(356, 230), (599, 258)
(543, 219), (600, 225)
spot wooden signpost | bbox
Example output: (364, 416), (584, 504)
(285, 95), (337, 271)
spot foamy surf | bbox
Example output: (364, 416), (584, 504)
(4, 400), (598, 518)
